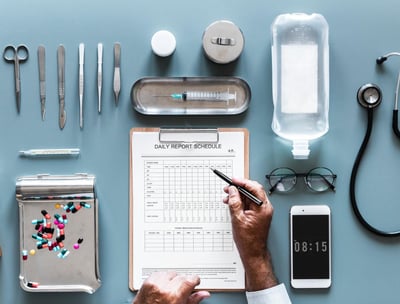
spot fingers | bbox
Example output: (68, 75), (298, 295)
(170, 274), (202, 302)
(231, 178), (267, 203)
(224, 178), (269, 212)
(187, 291), (211, 304)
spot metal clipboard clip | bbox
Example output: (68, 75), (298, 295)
(159, 128), (219, 143)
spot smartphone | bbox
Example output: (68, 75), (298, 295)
(290, 205), (331, 289)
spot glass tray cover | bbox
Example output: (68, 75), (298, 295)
(131, 77), (251, 115)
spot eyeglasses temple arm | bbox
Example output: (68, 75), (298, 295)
(265, 175), (284, 195)
(320, 174), (337, 191)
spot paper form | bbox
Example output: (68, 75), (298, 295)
(130, 129), (247, 291)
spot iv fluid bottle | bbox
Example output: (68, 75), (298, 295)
(271, 13), (329, 159)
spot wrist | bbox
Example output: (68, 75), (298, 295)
(243, 252), (278, 291)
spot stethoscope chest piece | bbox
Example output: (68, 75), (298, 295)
(357, 83), (382, 109)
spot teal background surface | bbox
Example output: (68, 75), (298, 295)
(1, 0), (400, 303)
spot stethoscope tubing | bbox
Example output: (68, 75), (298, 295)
(350, 105), (400, 237)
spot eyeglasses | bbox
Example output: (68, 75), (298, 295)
(265, 167), (337, 194)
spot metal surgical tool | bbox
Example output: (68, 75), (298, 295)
(79, 43), (85, 129)
(38, 45), (46, 120)
(57, 45), (66, 129)
(97, 43), (103, 113)
(113, 42), (121, 105)
(3, 44), (29, 113)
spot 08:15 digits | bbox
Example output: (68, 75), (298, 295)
(293, 240), (328, 253)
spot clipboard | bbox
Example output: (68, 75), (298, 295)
(129, 127), (249, 291)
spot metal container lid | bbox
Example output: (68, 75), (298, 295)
(202, 20), (244, 64)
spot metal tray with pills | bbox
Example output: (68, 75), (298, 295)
(130, 76), (251, 115)
(16, 174), (101, 293)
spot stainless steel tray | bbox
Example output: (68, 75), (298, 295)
(16, 174), (101, 293)
(130, 77), (251, 115)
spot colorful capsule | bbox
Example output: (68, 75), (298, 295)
(21, 250), (28, 260)
(80, 202), (91, 208)
(54, 214), (64, 223)
(32, 234), (43, 241)
(27, 281), (39, 288)
(41, 210), (51, 220)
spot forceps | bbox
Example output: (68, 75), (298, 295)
(3, 44), (29, 113)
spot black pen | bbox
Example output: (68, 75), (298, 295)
(211, 168), (263, 206)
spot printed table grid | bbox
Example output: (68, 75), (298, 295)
(144, 230), (234, 252)
(144, 159), (233, 223)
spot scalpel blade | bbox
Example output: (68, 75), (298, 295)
(113, 42), (121, 105)
(38, 45), (46, 120)
(57, 45), (66, 129)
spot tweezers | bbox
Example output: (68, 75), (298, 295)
(113, 42), (121, 105)
(97, 43), (103, 113)
(79, 43), (85, 129)
(57, 45), (66, 129)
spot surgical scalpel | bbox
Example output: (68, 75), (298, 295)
(57, 45), (66, 129)
(79, 43), (85, 128)
(113, 42), (121, 105)
(38, 45), (46, 120)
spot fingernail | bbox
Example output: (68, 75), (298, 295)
(229, 186), (237, 195)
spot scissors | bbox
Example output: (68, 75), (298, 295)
(3, 44), (29, 113)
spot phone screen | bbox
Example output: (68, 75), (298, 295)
(292, 214), (330, 279)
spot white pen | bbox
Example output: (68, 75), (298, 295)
(19, 148), (80, 158)
(79, 43), (85, 129)
(97, 43), (103, 113)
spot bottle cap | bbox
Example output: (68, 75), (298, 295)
(202, 20), (244, 64)
(292, 140), (310, 159)
(151, 30), (176, 57)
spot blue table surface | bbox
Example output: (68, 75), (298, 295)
(1, 0), (400, 303)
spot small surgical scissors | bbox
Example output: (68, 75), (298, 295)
(3, 44), (29, 113)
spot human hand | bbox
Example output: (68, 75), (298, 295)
(133, 271), (210, 304)
(223, 178), (277, 291)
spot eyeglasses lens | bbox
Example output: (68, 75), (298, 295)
(268, 168), (297, 192)
(305, 167), (335, 192)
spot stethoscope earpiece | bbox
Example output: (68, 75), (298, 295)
(357, 83), (382, 109)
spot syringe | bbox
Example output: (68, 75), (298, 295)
(155, 90), (237, 103)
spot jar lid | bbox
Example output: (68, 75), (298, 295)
(151, 30), (176, 57)
(202, 20), (244, 64)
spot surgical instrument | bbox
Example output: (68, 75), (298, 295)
(19, 148), (80, 158)
(3, 44), (29, 113)
(155, 90), (237, 102)
(57, 45), (66, 129)
(113, 42), (121, 105)
(79, 43), (85, 129)
(38, 45), (46, 120)
(97, 43), (103, 113)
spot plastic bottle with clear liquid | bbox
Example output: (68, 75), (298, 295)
(271, 13), (329, 159)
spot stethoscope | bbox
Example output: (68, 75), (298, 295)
(350, 52), (400, 237)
